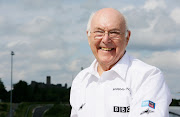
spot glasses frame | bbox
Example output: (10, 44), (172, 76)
(90, 29), (128, 40)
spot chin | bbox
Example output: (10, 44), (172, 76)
(99, 57), (115, 66)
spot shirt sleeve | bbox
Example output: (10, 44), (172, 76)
(128, 68), (172, 117)
(70, 107), (78, 117)
(70, 81), (78, 117)
(70, 72), (83, 117)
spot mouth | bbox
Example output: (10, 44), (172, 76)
(100, 47), (115, 51)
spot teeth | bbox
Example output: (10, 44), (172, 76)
(101, 47), (113, 51)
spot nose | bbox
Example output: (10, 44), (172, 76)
(102, 32), (111, 44)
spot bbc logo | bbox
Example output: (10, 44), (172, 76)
(114, 106), (130, 113)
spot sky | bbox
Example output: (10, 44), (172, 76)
(0, 0), (180, 99)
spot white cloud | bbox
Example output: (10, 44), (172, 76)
(20, 16), (52, 34)
(38, 49), (63, 59)
(0, 16), (5, 25)
(129, 50), (180, 71)
(67, 55), (94, 73)
(170, 8), (180, 24)
(143, 51), (180, 70)
(31, 63), (61, 71)
(126, 6), (180, 51)
(121, 5), (135, 12)
(14, 70), (26, 81)
(143, 0), (166, 11)
(7, 39), (30, 48)
(68, 59), (81, 72)
(80, 0), (102, 10)
(132, 29), (177, 47)
(0, 63), (8, 78)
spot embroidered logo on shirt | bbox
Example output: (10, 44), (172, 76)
(140, 108), (154, 115)
(79, 103), (86, 110)
(113, 106), (130, 113)
(141, 100), (155, 109)
(113, 87), (130, 91)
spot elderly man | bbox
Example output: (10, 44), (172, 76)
(70, 8), (171, 117)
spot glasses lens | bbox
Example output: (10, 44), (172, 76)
(94, 31), (104, 39)
(93, 30), (124, 40)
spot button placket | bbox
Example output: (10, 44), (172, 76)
(94, 76), (105, 117)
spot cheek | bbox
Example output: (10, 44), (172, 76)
(115, 41), (127, 52)
(89, 40), (100, 54)
(90, 40), (100, 49)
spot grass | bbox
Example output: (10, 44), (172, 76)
(43, 104), (71, 117)
(1, 102), (71, 117)
(14, 102), (32, 117)
(0, 103), (9, 117)
(14, 102), (45, 117)
(14, 102), (55, 117)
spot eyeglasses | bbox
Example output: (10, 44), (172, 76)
(90, 30), (127, 40)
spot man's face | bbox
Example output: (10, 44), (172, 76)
(87, 9), (130, 70)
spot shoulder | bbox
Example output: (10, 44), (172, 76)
(70, 67), (89, 99)
(127, 54), (164, 92)
(73, 68), (89, 82)
(71, 67), (90, 89)
(126, 55), (171, 101)
(128, 55), (161, 76)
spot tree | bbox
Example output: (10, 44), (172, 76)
(0, 78), (8, 101)
(13, 80), (28, 102)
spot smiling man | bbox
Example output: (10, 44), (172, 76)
(70, 8), (172, 117)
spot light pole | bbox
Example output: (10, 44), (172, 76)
(10, 51), (14, 117)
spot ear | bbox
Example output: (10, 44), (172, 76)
(86, 31), (89, 36)
(126, 30), (131, 44)
(86, 31), (91, 45)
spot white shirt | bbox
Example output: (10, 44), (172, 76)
(70, 53), (172, 117)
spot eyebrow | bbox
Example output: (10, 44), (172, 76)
(94, 27), (121, 31)
(94, 27), (104, 30)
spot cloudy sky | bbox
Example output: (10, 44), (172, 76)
(0, 0), (180, 99)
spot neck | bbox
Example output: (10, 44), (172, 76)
(97, 51), (126, 76)
(97, 64), (109, 76)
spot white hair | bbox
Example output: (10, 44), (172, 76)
(86, 11), (129, 37)
(87, 12), (95, 36)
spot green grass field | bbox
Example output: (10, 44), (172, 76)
(0, 103), (9, 117)
(14, 102), (37, 117)
(43, 104), (71, 117)
(14, 102), (71, 117)
(0, 102), (71, 117)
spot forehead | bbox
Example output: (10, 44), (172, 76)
(91, 10), (126, 30)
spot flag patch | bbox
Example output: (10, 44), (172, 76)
(141, 100), (155, 109)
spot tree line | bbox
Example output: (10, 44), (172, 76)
(0, 78), (180, 106)
(0, 78), (70, 103)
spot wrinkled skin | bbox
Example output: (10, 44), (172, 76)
(87, 8), (131, 76)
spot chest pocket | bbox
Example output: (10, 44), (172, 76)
(104, 87), (131, 117)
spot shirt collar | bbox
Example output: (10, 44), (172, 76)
(87, 52), (130, 79)
(111, 52), (130, 79)
(88, 59), (99, 77)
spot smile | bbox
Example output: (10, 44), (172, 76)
(100, 47), (114, 51)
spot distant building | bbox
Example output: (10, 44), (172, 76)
(46, 76), (51, 85)
(31, 81), (46, 88)
(30, 76), (66, 89)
